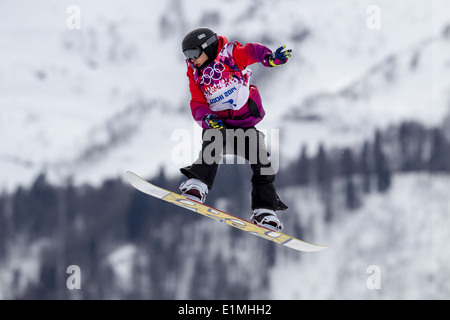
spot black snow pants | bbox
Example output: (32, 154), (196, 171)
(180, 127), (288, 211)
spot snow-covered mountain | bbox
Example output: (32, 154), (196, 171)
(266, 173), (450, 299)
(1, 0), (449, 190)
(1, 0), (450, 300)
(283, 27), (450, 156)
(1, 170), (448, 299)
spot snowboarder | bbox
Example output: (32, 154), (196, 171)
(179, 27), (291, 231)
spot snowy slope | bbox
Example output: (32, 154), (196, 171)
(0, 0), (188, 189)
(1, 0), (449, 301)
(270, 173), (450, 299)
(281, 29), (450, 157)
(1, 0), (450, 190)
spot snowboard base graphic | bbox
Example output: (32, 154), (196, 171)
(124, 171), (329, 252)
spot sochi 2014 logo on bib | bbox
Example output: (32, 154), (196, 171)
(200, 62), (225, 86)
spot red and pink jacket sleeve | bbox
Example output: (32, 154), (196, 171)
(187, 37), (273, 128)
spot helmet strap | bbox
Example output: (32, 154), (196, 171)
(201, 34), (218, 49)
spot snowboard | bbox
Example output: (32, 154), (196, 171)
(124, 171), (329, 252)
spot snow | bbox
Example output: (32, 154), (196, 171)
(107, 244), (139, 293)
(270, 173), (450, 299)
(1, 0), (450, 300)
(0, 238), (51, 299)
(1, 0), (449, 190)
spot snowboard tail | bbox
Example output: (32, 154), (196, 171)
(124, 171), (329, 252)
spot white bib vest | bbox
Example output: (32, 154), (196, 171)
(192, 42), (252, 113)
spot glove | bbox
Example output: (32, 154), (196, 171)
(267, 45), (292, 67)
(203, 114), (224, 130)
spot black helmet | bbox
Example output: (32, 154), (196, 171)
(182, 27), (218, 60)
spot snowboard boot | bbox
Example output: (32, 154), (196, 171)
(179, 178), (208, 203)
(249, 208), (283, 231)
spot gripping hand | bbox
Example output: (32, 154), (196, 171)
(204, 114), (224, 130)
(267, 45), (292, 67)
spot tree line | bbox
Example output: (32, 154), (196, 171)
(0, 120), (449, 299)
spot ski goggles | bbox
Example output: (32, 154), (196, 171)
(183, 34), (218, 60)
(183, 47), (203, 60)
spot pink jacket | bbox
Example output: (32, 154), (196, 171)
(186, 36), (273, 128)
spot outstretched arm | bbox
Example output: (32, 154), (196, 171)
(233, 43), (292, 69)
(233, 42), (272, 69)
